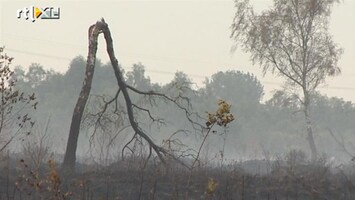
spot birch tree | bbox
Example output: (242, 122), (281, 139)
(231, 0), (343, 161)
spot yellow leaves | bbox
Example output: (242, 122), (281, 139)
(206, 99), (235, 128)
(48, 159), (61, 188)
(217, 99), (231, 115)
(206, 178), (218, 196)
(207, 113), (217, 125)
(223, 113), (235, 124)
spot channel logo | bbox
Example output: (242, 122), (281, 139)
(17, 6), (60, 22)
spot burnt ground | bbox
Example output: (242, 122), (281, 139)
(1, 155), (355, 200)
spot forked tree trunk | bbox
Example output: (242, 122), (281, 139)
(61, 23), (102, 173)
(61, 19), (166, 173)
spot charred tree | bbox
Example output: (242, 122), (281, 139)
(62, 19), (200, 173)
(61, 22), (103, 172)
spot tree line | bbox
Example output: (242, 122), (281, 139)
(11, 55), (355, 163)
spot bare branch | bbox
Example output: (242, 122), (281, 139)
(132, 104), (165, 125)
(122, 133), (137, 159)
(126, 85), (205, 131)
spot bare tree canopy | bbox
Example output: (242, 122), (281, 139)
(231, 0), (343, 161)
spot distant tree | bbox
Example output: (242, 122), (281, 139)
(0, 46), (37, 152)
(169, 71), (192, 86)
(231, 0), (343, 160)
(26, 63), (48, 88)
(311, 93), (355, 133)
(64, 56), (87, 90)
(266, 90), (300, 110)
(126, 63), (152, 90)
(13, 66), (26, 84)
(203, 71), (264, 107)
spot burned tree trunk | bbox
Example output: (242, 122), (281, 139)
(61, 22), (104, 172)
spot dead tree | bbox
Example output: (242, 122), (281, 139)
(62, 19), (202, 173)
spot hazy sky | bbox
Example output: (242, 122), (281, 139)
(0, 0), (354, 102)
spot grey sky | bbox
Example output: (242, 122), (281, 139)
(0, 0), (354, 102)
